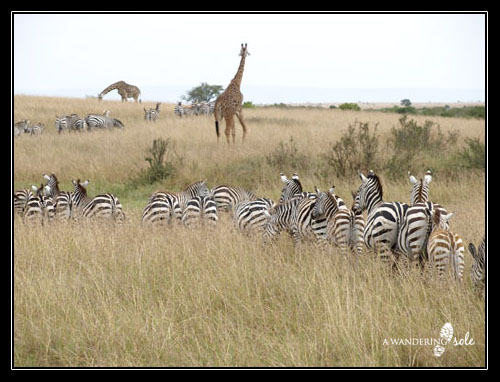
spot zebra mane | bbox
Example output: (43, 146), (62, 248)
(367, 173), (383, 198)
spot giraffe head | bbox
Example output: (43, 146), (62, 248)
(239, 43), (250, 57)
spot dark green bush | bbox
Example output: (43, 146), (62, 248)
(338, 103), (361, 111)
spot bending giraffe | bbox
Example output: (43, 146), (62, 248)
(98, 81), (141, 102)
(214, 43), (250, 144)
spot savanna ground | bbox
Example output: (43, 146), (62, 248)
(13, 95), (486, 367)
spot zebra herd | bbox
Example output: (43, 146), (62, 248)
(55, 111), (125, 133)
(14, 170), (485, 289)
(174, 101), (215, 117)
(13, 120), (45, 136)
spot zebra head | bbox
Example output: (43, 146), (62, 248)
(311, 186), (341, 220)
(408, 170), (432, 205)
(353, 170), (383, 214)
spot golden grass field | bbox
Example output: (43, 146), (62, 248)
(13, 95), (486, 367)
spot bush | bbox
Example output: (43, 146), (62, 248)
(132, 138), (179, 186)
(338, 103), (361, 111)
(456, 138), (485, 169)
(321, 120), (380, 177)
(266, 136), (309, 173)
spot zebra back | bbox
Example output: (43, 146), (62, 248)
(234, 198), (276, 233)
(468, 236), (485, 289)
(211, 185), (256, 212)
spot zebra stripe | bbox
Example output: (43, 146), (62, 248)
(353, 171), (408, 262)
(279, 173), (303, 204)
(210, 185), (256, 212)
(144, 103), (161, 122)
(85, 115), (124, 130)
(71, 179), (125, 222)
(468, 236), (485, 289)
(14, 188), (33, 216)
(141, 192), (174, 226)
(233, 198), (276, 233)
(23, 185), (54, 224)
(42, 173), (74, 221)
(409, 170), (432, 205)
(327, 209), (365, 255)
(427, 209), (464, 281)
(182, 195), (218, 227)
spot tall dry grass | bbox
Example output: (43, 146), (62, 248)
(13, 95), (486, 367)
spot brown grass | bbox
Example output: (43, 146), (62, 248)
(13, 95), (485, 367)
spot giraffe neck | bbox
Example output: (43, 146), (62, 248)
(229, 54), (246, 90)
(100, 81), (125, 96)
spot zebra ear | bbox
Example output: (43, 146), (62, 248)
(31, 185), (38, 192)
(81, 180), (90, 188)
(329, 186), (335, 195)
(43, 173), (51, 181)
(358, 171), (368, 184)
(314, 186), (320, 194)
(408, 171), (418, 185)
(468, 243), (478, 259)
(424, 170), (432, 184)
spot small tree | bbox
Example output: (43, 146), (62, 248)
(183, 82), (223, 103)
(401, 99), (412, 107)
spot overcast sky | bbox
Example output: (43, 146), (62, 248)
(13, 13), (486, 103)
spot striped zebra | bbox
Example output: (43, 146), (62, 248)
(144, 103), (161, 122)
(25, 122), (45, 135)
(141, 192), (174, 226)
(210, 185), (256, 212)
(85, 114), (124, 130)
(23, 184), (54, 224)
(279, 173), (303, 203)
(182, 195), (218, 228)
(42, 173), (74, 221)
(14, 188), (33, 216)
(312, 188), (364, 254)
(14, 120), (30, 136)
(427, 208), (464, 281)
(233, 197), (276, 233)
(468, 236), (485, 289)
(409, 170), (432, 205)
(71, 179), (126, 222)
(353, 171), (409, 263)
(148, 180), (210, 221)
(174, 102), (185, 117)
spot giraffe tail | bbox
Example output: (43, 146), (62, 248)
(215, 121), (220, 138)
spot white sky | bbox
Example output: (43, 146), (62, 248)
(13, 13), (486, 103)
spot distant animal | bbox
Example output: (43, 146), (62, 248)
(14, 120), (30, 136)
(85, 114), (124, 130)
(98, 81), (141, 102)
(214, 43), (250, 144)
(144, 103), (161, 122)
(468, 236), (485, 289)
(174, 102), (185, 117)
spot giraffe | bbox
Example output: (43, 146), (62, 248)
(214, 43), (250, 144)
(98, 81), (141, 102)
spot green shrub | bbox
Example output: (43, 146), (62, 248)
(338, 103), (361, 111)
(456, 138), (485, 169)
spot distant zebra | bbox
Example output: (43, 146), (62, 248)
(182, 194), (218, 228)
(42, 173), (74, 221)
(141, 192), (174, 226)
(468, 236), (485, 289)
(71, 179), (125, 222)
(279, 173), (303, 203)
(14, 120), (30, 136)
(233, 197), (276, 233)
(312, 188), (364, 254)
(144, 102), (161, 122)
(353, 171), (409, 263)
(409, 170), (432, 205)
(148, 180), (210, 220)
(174, 102), (185, 117)
(25, 122), (45, 135)
(427, 208), (464, 281)
(210, 185), (256, 212)
(85, 114), (124, 130)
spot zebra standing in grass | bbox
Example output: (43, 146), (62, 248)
(233, 197), (276, 233)
(141, 192), (175, 226)
(14, 188), (33, 216)
(312, 188), (364, 254)
(468, 236), (485, 289)
(71, 179), (126, 222)
(182, 194), (218, 228)
(42, 173), (74, 221)
(409, 170), (432, 205)
(353, 171), (409, 263)
(148, 180), (210, 221)
(23, 184), (54, 224)
(144, 103), (161, 122)
(279, 173), (303, 203)
(427, 208), (464, 281)
(14, 120), (30, 136)
(210, 184), (256, 212)
(174, 102), (185, 117)
(85, 114), (124, 130)
(25, 122), (45, 135)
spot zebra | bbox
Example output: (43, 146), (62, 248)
(148, 180), (210, 220)
(427, 208), (464, 281)
(24, 122), (45, 135)
(210, 185), (256, 212)
(233, 197), (276, 233)
(85, 115), (124, 130)
(71, 179), (126, 222)
(14, 120), (30, 136)
(409, 170), (432, 205)
(144, 103), (161, 122)
(312, 188), (364, 254)
(182, 194), (218, 228)
(42, 173), (74, 221)
(279, 173), (303, 204)
(14, 188), (33, 216)
(199, 101), (210, 115)
(141, 192), (175, 226)
(468, 236), (485, 289)
(174, 102), (185, 117)
(22, 184), (54, 224)
(353, 171), (409, 263)
(55, 114), (80, 134)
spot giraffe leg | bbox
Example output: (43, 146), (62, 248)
(235, 110), (248, 143)
(224, 115), (234, 145)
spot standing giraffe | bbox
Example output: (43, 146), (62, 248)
(214, 43), (250, 144)
(98, 81), (141, 102)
